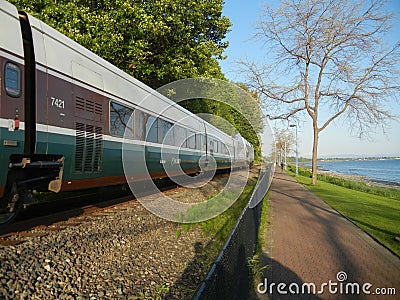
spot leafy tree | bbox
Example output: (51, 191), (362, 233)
(239, 0), (400, 184)
(11, 0), (231, 88)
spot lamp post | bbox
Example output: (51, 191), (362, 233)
(289, 124), (298, 177)
(284, 141), (287, 170)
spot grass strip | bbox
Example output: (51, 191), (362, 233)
(179, 175), (258, 247)
(287, 164), (400, 201)
(174, 175), (259, 296)
(286, 168), (400, 256)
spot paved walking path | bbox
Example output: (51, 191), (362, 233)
(258, 168), (400, 299)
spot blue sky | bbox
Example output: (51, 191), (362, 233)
(220, 0), (400, 158)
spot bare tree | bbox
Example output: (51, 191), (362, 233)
(273, 127), (296, 165)
(240, 0), (400, 184)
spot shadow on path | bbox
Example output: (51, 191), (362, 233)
(251, 252), (322, 300)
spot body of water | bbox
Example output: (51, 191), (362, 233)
(304, 159), (400, 186)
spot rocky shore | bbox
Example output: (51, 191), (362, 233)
(317, 169), (369, 182)
(317, 169), (400, 189)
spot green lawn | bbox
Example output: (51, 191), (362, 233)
(286, 169), (400, 256)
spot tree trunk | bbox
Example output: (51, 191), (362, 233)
(311, 123), (319, 185)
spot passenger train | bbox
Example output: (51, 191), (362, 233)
(0, 0), (254, 224)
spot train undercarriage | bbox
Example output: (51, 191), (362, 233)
(0, 154), (64, 224)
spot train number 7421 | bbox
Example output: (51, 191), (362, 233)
(51, 96), (65, 109)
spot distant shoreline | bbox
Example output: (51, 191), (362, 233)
(317, 157), (400, 162)
(291, 157), (400, 163)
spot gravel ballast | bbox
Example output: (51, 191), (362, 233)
(0, 170), (257, 299)
(0, 176), (235, 299)
(1, 204), (209, 299)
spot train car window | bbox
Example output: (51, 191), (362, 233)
(4, 62), (21, 97)
(221, 143), (227, 155)
(209, 139), (214, 154)
(160, 119), (174, 145)
(188, 130), (196, 149)
(174, 125), (187, 148)
(196, 134), (203, 151)
(110, 102), (133, 137)
(134, 109), (148, 140)
(145, 115), (158, 143)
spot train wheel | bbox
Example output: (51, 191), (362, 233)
(0, 183), (21, 225)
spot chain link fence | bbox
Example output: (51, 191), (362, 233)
(193, 163), (274, 300)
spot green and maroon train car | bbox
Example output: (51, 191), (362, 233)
(0, 0), (254, 224)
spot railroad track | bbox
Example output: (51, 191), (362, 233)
(0, 169), (234, 243)
(0, 177), (181, 241)
(0, 168), (240, 239)
(0, 195), (138, 245)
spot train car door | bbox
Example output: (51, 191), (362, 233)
(0, 1), (25, 200)
(0, 2), (25, 154)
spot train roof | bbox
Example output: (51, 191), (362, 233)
(0, 0), (24, 58)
